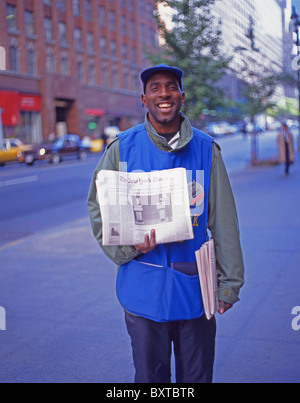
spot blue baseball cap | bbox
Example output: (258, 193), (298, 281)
(140, 64), (184, 93)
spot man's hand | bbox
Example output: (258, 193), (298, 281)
(218, 301), (233, 315)
(134, 229), (156, 254)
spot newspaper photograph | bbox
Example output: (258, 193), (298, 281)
(96, 168), (194, 246)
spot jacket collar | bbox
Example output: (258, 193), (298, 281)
(144, 112), (193, 152)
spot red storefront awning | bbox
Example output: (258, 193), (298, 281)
(0, 91), (19, 126)
(0, 91), (41, 126)
(85, 108), (105, 117)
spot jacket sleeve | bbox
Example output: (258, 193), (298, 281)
(87, 140), (141, 266)
(208, 143), (245, 305)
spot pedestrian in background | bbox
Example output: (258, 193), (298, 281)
(277, 122), (294, 175)
(88, 65), (245, 383)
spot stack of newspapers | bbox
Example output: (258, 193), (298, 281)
(195, 239), (219, 320)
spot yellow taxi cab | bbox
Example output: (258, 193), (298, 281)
(0, 138), (28, 166)
(90, 138), (104, 153)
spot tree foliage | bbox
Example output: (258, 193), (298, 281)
(234, 46), (282, 120)
(148, 0), (231, 120)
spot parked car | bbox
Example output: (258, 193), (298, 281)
(217, 121), (238, 135)
(19, 134), (89, 165)
(203, 123), (223, 137)
(203, 122), (237, 137)
(266, 121), (281, 131)
(0, 138), (32, 166)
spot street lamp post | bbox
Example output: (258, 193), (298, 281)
(291, 6), (300, 149)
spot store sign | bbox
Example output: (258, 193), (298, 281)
(85, 108), (105, 117)
(19, 94), (41, 112)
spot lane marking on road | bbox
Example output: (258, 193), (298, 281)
(0, 175), (39, 188)
(0, 218), (91, 253)
(0, 237), (32, 252)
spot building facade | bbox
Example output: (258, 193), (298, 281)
(211, 0), (293, 101)
(0, 0), (157, 144)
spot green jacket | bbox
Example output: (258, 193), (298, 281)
(87, 114), (245, 305)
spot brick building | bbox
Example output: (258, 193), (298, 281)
(0, 0), (157, 144)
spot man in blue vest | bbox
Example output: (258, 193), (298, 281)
(88, 65), (245, 383)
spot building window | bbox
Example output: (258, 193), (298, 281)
(9, 44), (19, 72)
(99, 6), (106, 26)
(73, 0), (80, 17)
(6, 4), (18, 32)
(110, 40), (117, 60)
(132, 72), (139, 92)
(87, 32), (94, 54)
(26, 45), (36, 75)
(109, 10), (115, 31)
(149, 27), (156, 46)
(123, 70), (129, 90)
(128, 0), (134, 11)
(130, 19), (135, 39)
(121, 44), (128, 62)
(77, 59), (84, 82)
(112, 67), (118, 88)
(140, 23), (146, 43)
(46, 48), (55, 73)
(60, 52), (69, 75)
(139, 0), (145, 15)
(85, 0), (92, 21)
(146, 3), (153, 19)
(121, 16), (127, 36)
(74, 27), (82, 51)
(25, 10), (34, 37)
(58, 22), (67, 46)
(131, 47), (137, 65)
(88, 61), (96, 85)
(100, 37), (107, 58)
(57, 0), (65, 11)
(44, 17), (53, 42)
(102, 64), (108, 87)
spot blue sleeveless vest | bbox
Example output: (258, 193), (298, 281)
(116, 124), (213, 322)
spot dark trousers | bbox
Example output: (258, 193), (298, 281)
(125, 311), (216, 383)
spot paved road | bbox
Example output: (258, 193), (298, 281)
(0, 133), (299, 383)
(0, 155), (101, 248)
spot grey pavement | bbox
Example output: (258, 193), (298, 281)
(0, 144), (300, 383)
(214, 154), (300, 383)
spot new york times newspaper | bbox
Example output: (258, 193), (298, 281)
(96, 168), (194, 246)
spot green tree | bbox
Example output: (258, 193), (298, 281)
(233, 14), (288, 164)
(268, 97), (299, 120)
(148, 0), (231, 123)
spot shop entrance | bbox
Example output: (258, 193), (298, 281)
(55, 99), (74, 137)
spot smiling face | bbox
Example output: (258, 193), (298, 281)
(141, 71), (185, 134)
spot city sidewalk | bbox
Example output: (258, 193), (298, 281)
(214, 155), (300, 383)
(0, 151), (299, 383)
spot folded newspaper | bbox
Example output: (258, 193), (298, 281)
(96, 168), (194, 246)
(195, 239), (219, 320)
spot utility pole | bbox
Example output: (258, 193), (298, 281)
(291, 7), (300, 151)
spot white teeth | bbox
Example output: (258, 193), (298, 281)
(158, 103), (172, 109)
